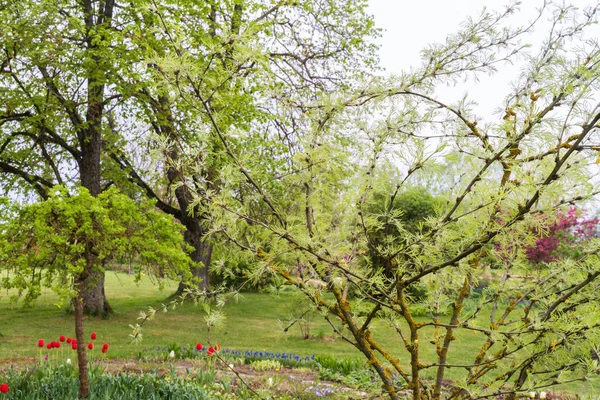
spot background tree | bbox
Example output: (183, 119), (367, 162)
(0, 0), (131, 315)
(1, 0), (378, 302)
(104, 0), (379, 293)
(525, 207), (600, 264)
(364, 179), (443, 283)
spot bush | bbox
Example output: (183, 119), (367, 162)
(315, 355), (365, 375)
(250, 359), (283, 371)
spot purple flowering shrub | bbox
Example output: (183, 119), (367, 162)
(525, 207), (599, 264)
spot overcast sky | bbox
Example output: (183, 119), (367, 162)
(367, 0), (600, 119)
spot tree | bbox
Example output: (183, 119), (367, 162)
(364, 182), (443, 281)
(0, 0), (378, 295)
(0, 186), (192, 398)
(0, 0), (129, 315)
(524, 207), (599, 264)
(163, 3), (600, 399)
(103, 0), (379, 294)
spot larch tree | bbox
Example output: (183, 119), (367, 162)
(153, 2), (600, 399)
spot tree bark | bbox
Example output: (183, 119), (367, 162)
(74, 277), (90, 398)
(78, 116), (112, 315)
(80, 270), (112, 315)
(158, 94), (212, 294)
(75, 0), (113, 315)
(175, 215), (211, 294)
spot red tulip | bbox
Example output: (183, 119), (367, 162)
(195, 343), (203, 351)
(66, 338), (72, 344)
(207, 347), (214, 356)
(101, 344), (108, 353)
(90, 332), (97, 340)
(0, 383), (8, 393)
(72, 342), (77, 350)
(46, 343), (52, 349)
(88, 343), (94, 350)
(59, 335), (66, 342)
(38, 339), (44, 348)
(55, 342), (60, 348)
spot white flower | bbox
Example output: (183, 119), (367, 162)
(267, 377), (273, 387)
(169, 350), (175, 358)
(529, 392), (536, 398)
(228, 364), (234, 369)
(66, 358), (71, 365)
(540, 392), (547, 399)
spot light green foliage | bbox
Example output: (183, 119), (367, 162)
(315, 355), (365, 376)
(172, 2), (600, 399)
(0, 187), (193, 305)
(250, 359), (283, 372)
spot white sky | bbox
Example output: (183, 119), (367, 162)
(367, 1), (600, 207)
(367, 0), (600, 120)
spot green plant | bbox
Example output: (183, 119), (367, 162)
(251, 359), (283, 372)
(281, 288), (317, 340)
(315, 355), (365, 376)
(0, 364), (235, 399)
(202, 2), (600, 398)
(166, 343), (182, 360)
(192, 367), (217, 387)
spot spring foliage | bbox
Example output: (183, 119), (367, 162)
(0, 187), (193, 305)
(160, 2), (600, 399)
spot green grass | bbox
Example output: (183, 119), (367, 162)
(0, 272), (597, 397)
(0, 272), (367, 361)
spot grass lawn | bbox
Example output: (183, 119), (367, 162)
(0, 272), (598, 397)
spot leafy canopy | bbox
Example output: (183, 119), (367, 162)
(0, 187), (193, 305)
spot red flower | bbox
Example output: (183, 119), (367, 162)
(207, 347), (214, 356)
(88, 343), (94, 350)
(38, 339), (44, 348)
(0, 383), (8, 393)
(59, 335), (66, 342)
(215, 344), (221, 351)
(55, 342), (60, 349)
(101, 344), (108, 353)
(46, 343), (52, 349)
(72, 342), (77, 350)
(66, 338), (72, 344)
(195, 343), (203, 351)
(90, 332), (97, 340)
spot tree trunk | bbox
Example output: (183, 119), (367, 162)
(158, 94), (212, 294)
(74, 277), (90, 398)
(76, 136), (111, 316)
(80, 270), (112, 315)
(175, 216), (212, 295)
(76, 50), (111, 316)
